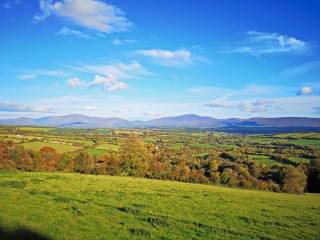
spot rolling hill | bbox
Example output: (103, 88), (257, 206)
(0, 172), (319, 239)
(0, 114), (320, 129)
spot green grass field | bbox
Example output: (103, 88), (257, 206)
(247, 154), (283, 166)
(0, 172), (319, 240)
(96, 143), (120, 151)
(17, 127), (53, 132)
(21, 141), (81, 153)
(86, 147), (108, 157)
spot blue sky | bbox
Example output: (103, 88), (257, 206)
(0, 0), (320, 120)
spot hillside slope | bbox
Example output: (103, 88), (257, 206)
(0, 172), (319, 240)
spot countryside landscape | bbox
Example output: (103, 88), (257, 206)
(1, 0), (320, 239)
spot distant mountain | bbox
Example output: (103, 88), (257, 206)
(0, 114), (131, 128)
(247, 117), (320, 128)
(0, 114), (320, 129)
(145, 114), (221, 128)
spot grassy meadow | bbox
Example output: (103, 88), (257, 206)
(0, 171), (319, 240)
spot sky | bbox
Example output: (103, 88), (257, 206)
(0, 0), (320, 120)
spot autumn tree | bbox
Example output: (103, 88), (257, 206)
(119, 134), (152, 177)
(74, 151), (94, 174)
(40, 147), (60, 172)
(57, 153), (74, 172)
(281, 166), (307, 194)
(207, 152), (221, 183)
(0, 141), (15, 169)
(8, 145), (33, 171)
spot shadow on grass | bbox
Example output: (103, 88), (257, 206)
(0, 225), (51, 240)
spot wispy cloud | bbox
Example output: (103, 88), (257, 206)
(225, 31), (310, 55)
(18, 74), (38, 80)
(205, 101), (234, 109)
(0, 102), (50, 113)
(34, 0), (132, 33)
(237, 100), (277, 113)
(189, 84), (282, 99)
(280, 60), (320, 78)
(18, 69), (65, 80)
(55, 26), (93, 39)
(188, 86), (231, 95)
(136, 49), (193, 66)
(205, 89), (320, 116)
(1, 0), (20, 9)
(112, 38), (136, 46)
(313, 106), (320, 114)
(80, 61), (149, 79)
(205, 99), (277, 113)
(202, 83), (299, 113)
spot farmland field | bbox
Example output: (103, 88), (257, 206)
(21, 141), (82, 153)
(0, 126), (319, 166)
(0, 171), (319, 240)
(0, 126), (320, 239)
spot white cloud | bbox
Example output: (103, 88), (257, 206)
(18, 69), (64, 80)
(297, 86), (314, 96)
(69, 61), (147, 92)
(34, 0), (132, 33)
(105, 80), (128, 92)
(0, 102), (50, 113)
(84, 105), (97, 111)
(55, 26), (92, 39)
(136, 49), (192, 66)
(225, 31), (310, 55)
(89, 75), (128, 92)
(67, 77), (86, 88)
(112, 38), (136, 46)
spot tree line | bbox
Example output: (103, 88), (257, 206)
(0, 134), (319, 194)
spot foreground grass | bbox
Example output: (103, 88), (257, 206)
(0, 172), (319, 240)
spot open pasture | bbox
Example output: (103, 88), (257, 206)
(0, 171), (319, 240)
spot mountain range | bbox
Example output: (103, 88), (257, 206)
(0, 114), (320, 129)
